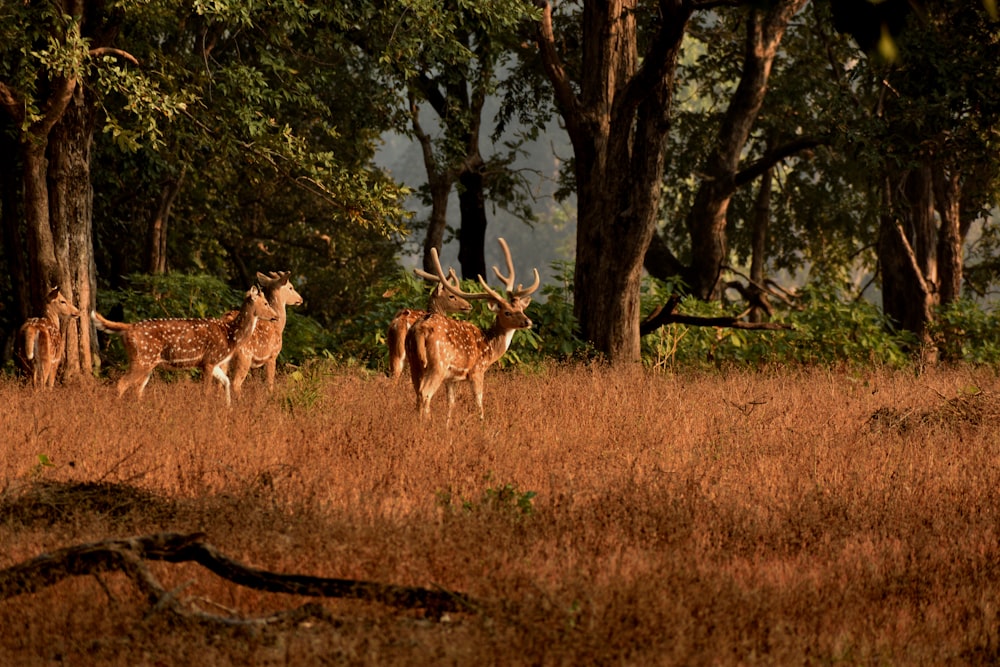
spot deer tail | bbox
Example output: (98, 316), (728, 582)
(91, 310), (129, 334)
(22, 327), (38, 361)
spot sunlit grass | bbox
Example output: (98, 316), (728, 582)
(1, 363), (999, 664)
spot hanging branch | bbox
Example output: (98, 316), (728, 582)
(0, 533), (477, 624)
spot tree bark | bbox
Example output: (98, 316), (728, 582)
(48, 83), (98, 380)
(933, 166), (962, 308)
(748, 162), (773, 323)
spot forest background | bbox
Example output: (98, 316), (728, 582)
(1, 0), (999, 377)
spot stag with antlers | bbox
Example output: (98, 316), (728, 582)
(405, 238), (539, 423)
(386, 266), (472, 382)
(226, 271), (303, 398)
(17, 286), (81, 387)
(92, 286), (278, 406)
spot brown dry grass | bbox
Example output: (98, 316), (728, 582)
(2, 362), (1000, 665)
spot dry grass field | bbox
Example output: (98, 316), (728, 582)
(1, 362), (999, 665)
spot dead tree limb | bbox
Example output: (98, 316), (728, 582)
(0, 532), (477, 622)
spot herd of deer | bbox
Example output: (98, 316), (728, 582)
(16, 239), (539, 422)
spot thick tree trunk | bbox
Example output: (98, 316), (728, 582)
(23, 141), (63, 304)
(536, 0), (692, 363)
(422, 180), (451, 274)
(48, 84), (98, 380)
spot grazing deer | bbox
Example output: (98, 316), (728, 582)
(386, 266), (472, 382)
(226, 271), (303, 398)
(17, 286), (81, 387)
(91, 286), (278, 406)
(405, 238), (540, 423)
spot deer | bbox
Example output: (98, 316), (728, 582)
(405, 238), (540, 423)
(17, 286), (81, 387)
(225, 271), (303, 398)
(91, 285), (278, 406)
(386, 265), (472, 382)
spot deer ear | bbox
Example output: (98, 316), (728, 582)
(46, 286), (60, 300)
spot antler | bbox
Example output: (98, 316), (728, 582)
(424, 248), (494, 301)
(257, 271), (291, 287)
(426, 240), (541, 304)
(491, 238), (540, 300)
(413, 264), (465, 293)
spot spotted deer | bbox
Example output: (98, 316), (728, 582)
(91, 286), (278, 406)
(386, 265), (472, 382)
(405, 238), (540, 423)
(226, 271), (303, 398)
(17, 286), (81, 387)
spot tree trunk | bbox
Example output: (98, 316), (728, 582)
(933, 166), (962, 308)
(422, 179), (451, 274)
(685, 1), (807, 300)
(146, 167), (186, 275)
(877, 177), (936, 357)
(748, 163), (773, 323)
(457, 164), (487, 281)
(48, 83), (98, 380)
(536, 0), (692, 363)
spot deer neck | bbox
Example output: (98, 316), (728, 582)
(267, 292), (289, 329)
(482, 321), (517, 364)
(227, 305), (260, 349)
(43, 303), (63, 329)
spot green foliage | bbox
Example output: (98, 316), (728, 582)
(437, 477), (537, 519)
(641, 277), (917, 368)
(279, 359), (333, 413)
(98, 273), (244, 322)
(932, 299), (1000, 364)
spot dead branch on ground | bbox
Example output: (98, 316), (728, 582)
(0, 532), (476, 625)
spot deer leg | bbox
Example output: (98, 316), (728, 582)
(212, 364), (233, 406)
(387, 322), (407, 381)
(264, 357), (277, 392)
(230, 351), (251, 399)
(417, 371), (443, 419)
(471, 374), (485, 420)
(446, 382), (457, 427)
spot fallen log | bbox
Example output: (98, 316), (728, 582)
(0, 532), (476, 624)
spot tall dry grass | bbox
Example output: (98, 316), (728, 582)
(1, 362), (999, 665)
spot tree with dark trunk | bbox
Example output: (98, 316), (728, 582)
(533, 0), (693, 363)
